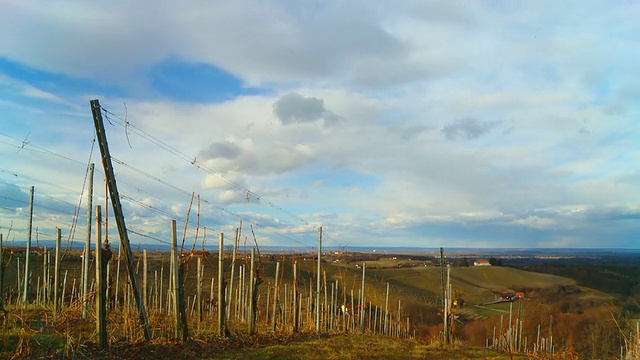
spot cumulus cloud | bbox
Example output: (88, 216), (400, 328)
(441, 118), (500, 140)
(272, 93), (340, 125)
(199, 140), (241, 160)
(0, 181), (29, 209)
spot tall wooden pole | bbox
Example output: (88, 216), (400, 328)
(217, 233), (225, 336)
(95, 206), (107, 350)
(316, 226), (322, 332)
(91, 99), (151, 340)
(83, 163), (94, 319)
(22, 186), (34, 307)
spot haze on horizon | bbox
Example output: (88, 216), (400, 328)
(0, 1), (639, 250)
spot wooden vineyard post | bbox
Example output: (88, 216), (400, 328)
(83, 163), (94, 319)
(0, 234), (3, 310)
(293, 260), (298, 333)
(498, 315), (504, 350)
(53, 228), (61, 315)
(360, 263), (366, 330)
(170, 220), (183, 341)
(440, 247), (448, 346)
(248, 248), (256, 335)
(95, 206), (107, 350)
(316, 226), (322, 332)
(446, 263), (452, 344)
(323, 271), (328, 332)
(22, 186), (34, 307)
(384, 282), (389, 335)
(115, 247), (122, 311)
(197, 256), (203, 324)
(549, 315), (553, 353)
(272, 261), (280, 331)
(217, 233), (226, 337)
(178, 258), (188, 341)
(143, 249), (148, 308)
(517, 298), (523, 352)
(508, 301), (513, 351)
(227, 227), (239, 321)
(91, 99), (151, 340)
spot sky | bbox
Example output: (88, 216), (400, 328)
(0, 1), (639, 250)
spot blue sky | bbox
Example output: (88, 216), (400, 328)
(0, 1), (639, 249)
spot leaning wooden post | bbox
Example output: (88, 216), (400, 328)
(91, 99), (151, 340)
(170, 220), (182, 341)
(82, 163), (94, 319)
(53, 228), (61, 315)
(217, 233), (226, 336)
(22, 186), (34, 307)
(95, 206), (107, 350)
(316, 226), (322, 332)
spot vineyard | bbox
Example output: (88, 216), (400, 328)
(1, 100), (639, 359)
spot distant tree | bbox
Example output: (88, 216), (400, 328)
(462, 257), (470, 267)
(489, 257), (502, 266)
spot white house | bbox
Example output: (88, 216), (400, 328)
(474, 259), (491, 266)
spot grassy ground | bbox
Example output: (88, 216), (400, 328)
(214, 334), (529, 360)
(2, 332), (530, 359)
